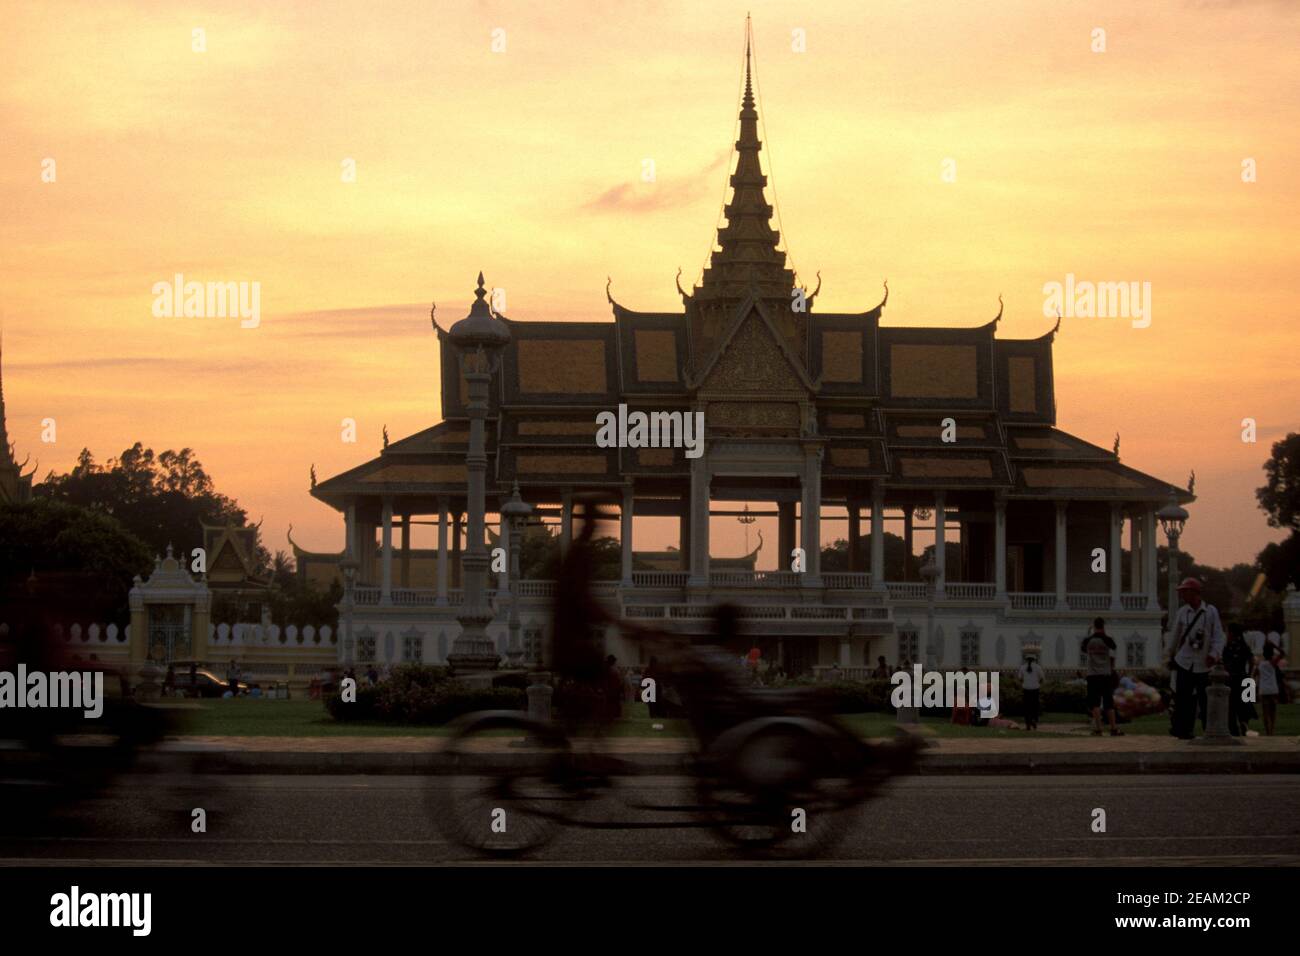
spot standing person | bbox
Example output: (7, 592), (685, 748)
(1018, 655), (1044, 730)
(873, 655), (890, 680)
(164, 664), (176, 698)
(603, 655), (624, 721)
(1222, 622), (1256, 736)
(226, 658), (240, 698)
(1256, 644), (1281, 736)
(1082, 618), (1121, 736)
(1168, 578), (1225, 740)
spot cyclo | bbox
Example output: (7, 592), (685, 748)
(432, 500), (920, 859)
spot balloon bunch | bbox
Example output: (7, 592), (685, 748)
(1113, 676), (1164, 719)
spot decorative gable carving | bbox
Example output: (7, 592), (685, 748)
(702, 312), (805, 393)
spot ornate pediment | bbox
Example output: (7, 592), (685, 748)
(701, 310), (808, 394)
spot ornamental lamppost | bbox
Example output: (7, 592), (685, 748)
(1157, 493), (1189, 625)
(920, 556), (940, 671)
(339, 557), (358, 667)
(446, 273), (511, 672)
(501, 481), (533, 667)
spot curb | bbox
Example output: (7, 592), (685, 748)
(122, 747), (1300, 776)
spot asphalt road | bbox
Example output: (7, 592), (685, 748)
(0, 773), (1297, 865)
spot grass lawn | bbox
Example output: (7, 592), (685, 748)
(166, 698), (1118, 739)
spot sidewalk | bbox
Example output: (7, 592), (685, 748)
(145, 731), (1300, 776)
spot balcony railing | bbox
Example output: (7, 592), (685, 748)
(944, 583), (998, 601)
(1066, 593), (1111, 611)
(885, 582), (928, 601)
(822, 573), (872, 590)
(631, 571), (689, 588)
(709, 570), (802, 588)
(1009, 592), (1055, 610)
(1121, 593), (1149, 610)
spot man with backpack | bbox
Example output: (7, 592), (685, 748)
(1168, 577), (1225, 740)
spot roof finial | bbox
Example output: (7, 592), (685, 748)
(993, 294), (1004, 326)
(743, 15), (754, 111)
(605, 276), (614, 305)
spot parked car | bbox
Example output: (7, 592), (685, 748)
(168, 663), (250, 698)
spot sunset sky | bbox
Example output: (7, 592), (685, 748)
(1, 0), (1297, 569)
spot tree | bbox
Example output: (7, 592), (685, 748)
(36, 443), (267, 572)
(821, 533), (921, 580)
(1254, 433), (1300, 589)
(517, 525), (622, 580)
(1256, 433), (1300, 532)
(0, 499), (152, 622)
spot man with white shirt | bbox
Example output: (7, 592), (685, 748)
(1168, 577), (1225, 740)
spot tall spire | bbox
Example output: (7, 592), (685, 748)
(689, 18), (802, 366)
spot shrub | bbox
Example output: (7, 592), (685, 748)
(491, 672), (530, 691)
(325, 684), (379, 721)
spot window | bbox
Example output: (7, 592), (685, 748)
(897, 628), (919, 664)
(960, 628), (981, 667)
(524, 628), (544, 664)
(357, 634), (376, 663)
(402, 635), (424, 663)
(1125, 638), (1145, 668)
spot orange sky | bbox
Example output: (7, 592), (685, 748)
(1, 0), (1297, 569)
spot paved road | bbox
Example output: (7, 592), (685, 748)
(1, 774), (1297, 865)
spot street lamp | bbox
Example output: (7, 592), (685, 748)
(338, 557), (358, 668)
(446, 273), (511, 672)
(500, 481), (533, 666)
(920, 556), (939, 670)
(1157, 492), (1189, 623)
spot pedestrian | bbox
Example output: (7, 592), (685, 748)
(1018, 654), (1044, 730)
(1167, 578), (1224, 740)
(164, 664), (176, 698)
(603, 654), (624, 721)
(226, 658), (240, 698)
(366, 664), (379, 686)
(1256, 644), (1281, 736)
(873, 655), (890, 680)
(1082, 618), (1122, 736)
(1222, 622), (1256, 736)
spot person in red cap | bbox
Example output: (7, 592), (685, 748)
(1167, 576), (1224, 739)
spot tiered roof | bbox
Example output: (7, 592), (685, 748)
(313, 36), (1192, 513)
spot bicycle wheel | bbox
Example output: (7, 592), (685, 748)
(431, 714), (571, 858)
(696, 723), (862, 858)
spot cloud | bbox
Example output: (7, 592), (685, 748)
(581, 152), (729, 214)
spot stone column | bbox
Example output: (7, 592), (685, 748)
(870, 485), (886, 591)
(620, 485), (634, 585)
(436, 497), (449, 606)
(1110, 503), (1123, 610)
(452, 511), (462, 589)
(1129, 512), (1141, 594)
(497, 512), (511, 596)
(1055, 501), (1069, 610)
(380, 496), (393, 604)
(560, 489), (574, 557)
(903, 507), (914, 580)
(934, 492), (947, 599)
(399, 511), (411, 588)
(688, 459), (710, 588)
(800, 450), (822, 586)
(847, 499), (861, 573)
(839, 636), (852, 667)
(344, 499), (358, 561)
(994, 494), (1008, 599)
(1143, 508), (1159, 611)
(678, 492), (691, 570)
(778, 500), (796, 564)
